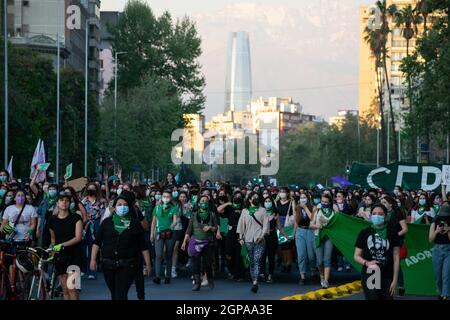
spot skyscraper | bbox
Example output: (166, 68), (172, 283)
(225, 31), (252, 112)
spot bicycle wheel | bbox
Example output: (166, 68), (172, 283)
(27, 274), (47, 300)
(0, 269), (11, 300)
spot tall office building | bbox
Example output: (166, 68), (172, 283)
(224, 31), (252, 113)
(3, 0), (101, 101)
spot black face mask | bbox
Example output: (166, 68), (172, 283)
(219, 196), (228, 203)
(233, 197), (242, 204)
(88, 190), (96, 196)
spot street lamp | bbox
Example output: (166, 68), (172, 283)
(3, 0), (8, 168)
(114, 51), (127, 170)
(84, 18), (92, 177)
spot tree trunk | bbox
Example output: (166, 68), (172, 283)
(376, 59), (387, 166)
(383, 55), (398, 163)
(406, 39), (415, 163)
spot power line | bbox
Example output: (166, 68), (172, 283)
(205, 82), (370, 95)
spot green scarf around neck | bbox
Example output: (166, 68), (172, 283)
(321, 207), (333, 218)
(232, 203), (242, 209)
(198, 209), (209, 221)
(372, 224), (388, 240)
(112, 213), (131, 235)
(265, 208), (273, 216)
(248, 206), (258, 216)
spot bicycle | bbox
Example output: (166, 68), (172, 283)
(25, 246), (59, 300)
(0, 239), (30, 300)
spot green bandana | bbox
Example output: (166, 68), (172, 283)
(248, 206), (258, 216)
(321, 207), (333, 218)
(433, 205), (440, 215)
(112, 213), (131, 235)
(265, 209), (273, 216)
(415, 207), (426, 224)
(198, 208), (209, 221)
(372, 224), (388, 240)
(232, 203), (242, 209)
(47, 196), (57, 209)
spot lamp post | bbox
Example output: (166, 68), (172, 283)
(84, 18), (90, 177)
(56, 0), (62, 183)
(3, 0), (8, 168)
(114, 51), (127, 169)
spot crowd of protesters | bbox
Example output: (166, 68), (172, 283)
(0, 168), (449, 300)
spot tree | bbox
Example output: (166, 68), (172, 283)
(109, 0), (205, 114)
(98, 75), (183, 174)
(0, 41), (99, 178)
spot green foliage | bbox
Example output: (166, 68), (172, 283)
(0, 40), (98, 178)
(108, 0), (205, 114)
(276, 115), (377, 185)
(98, 75), (182, 174)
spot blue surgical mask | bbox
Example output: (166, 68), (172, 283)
(48, 190), (57, 198)
(371, 214), (385, 226)
(300, 198), (308, 204)
(116, 205), (129, 217)
(321, 203), (330, 209)
(419, 199), (426, 206)
(0, 189), (6, 197)
(0, 176), (7, 182)
(172, 191), (179, 198)
(264, 202), (272, 209)
(155, 194), (161, 201)
(313, 198), (320, 205)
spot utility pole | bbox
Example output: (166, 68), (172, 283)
(3, 0), (8, 168)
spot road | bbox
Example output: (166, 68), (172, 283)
(78, 267), (437, 300)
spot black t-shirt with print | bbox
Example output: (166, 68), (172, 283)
(355, 226), (401, 279)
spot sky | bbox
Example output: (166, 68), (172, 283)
(101, 0), (372, 120)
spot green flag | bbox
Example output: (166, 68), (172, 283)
(240, 244), (250, 269)
(318, 213), (436, 296)
(64, 163), (73, 180)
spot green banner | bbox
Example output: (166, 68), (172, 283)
(318, 213), (436, 296)
(349, 162), (447, 192)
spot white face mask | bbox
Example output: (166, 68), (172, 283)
(279, 192), (287, 199)
(162, 197), (170, 204)
(145, 190), (150, 197)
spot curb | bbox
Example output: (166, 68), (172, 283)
(281, 281), (362, 300)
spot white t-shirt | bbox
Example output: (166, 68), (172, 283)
(3, 205), (37, 241)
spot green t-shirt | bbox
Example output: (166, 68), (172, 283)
(153, 203), (177, 232)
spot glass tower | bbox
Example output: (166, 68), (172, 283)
(225, 32), (252, 112)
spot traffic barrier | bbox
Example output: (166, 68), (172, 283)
(281, 280), (362, 300)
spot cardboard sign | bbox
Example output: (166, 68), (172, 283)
(37, 163), (50, 171)
(67, 177), (88, 192)
(64, 163), (73, 180)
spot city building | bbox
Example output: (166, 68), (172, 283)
(224, 31), (252, 113)
(99, 10), (121, 99)
(329, 109), (358, 128)
(358, 0), (421, 122)
(3, 0), (101, 101)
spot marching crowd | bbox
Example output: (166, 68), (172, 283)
(0, 168), (449, 300)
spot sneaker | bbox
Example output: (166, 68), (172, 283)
(322, 280), (329, 289)
(153, 277), (161, 285)
(164, 277), (171, 284)
(227, 273), (234, 280)
(337, 267), (343, 272)
(258, 274), (266, 282)
(201, 277), (209, 287)
(88, 275), (95, 280)
(266, 275), (273, 283)
(346, 265), (351, 272)
(171, 269), (178, 279)
(251, 284), (258, 293)
(236, 278), (244, 282)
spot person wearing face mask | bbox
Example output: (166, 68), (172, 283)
(173, 191), (192, 276)
(275, 187), (296, 273)
(0, 170), (9, 186)
(181, 195), (218, 291)
(81, 183), (108, 280)
(411, 194), (435, 224)
(1, 190), (37, 244)
(431, 193), (442, 216)
(310, 194), (335, 288)
(214, 190), (230, 275)
(358, 194), (375, 221)
(261, 196), (285, 283)
(237, 192), (269, 293)
(36, 184), (59, 248)
(429, 205), (450, 300)
(48, 192), (83, 300)
(294, 193), (317, 284)
(218, 190), (245, 281)
(150, 190), (177, 284)
(354, 204), (401, 300)
(0, 186), (10, 221)
(90, 194), (151, 300)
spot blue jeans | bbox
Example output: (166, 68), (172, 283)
(295, 228), (316, 275)
(337, 255), (351, 269)
(316, 236), (333, 268)
(82, 220), (99, 277)
(432, 244), (450, 297)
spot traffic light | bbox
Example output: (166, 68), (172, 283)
(345, 165), (351, 174)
